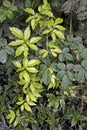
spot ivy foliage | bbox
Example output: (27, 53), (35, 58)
(6, 0), (65, 126)
(0, 0), (87, 130)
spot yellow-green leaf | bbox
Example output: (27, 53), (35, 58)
(21, 104), (25, 111)
(39, 49), (48, 58)
(53, 29), (65, 39)
(34, 92), (42, 98)
(24, 26), (31, 41)
(28, 101), (36, 106)
(55, 18), (63, 25)
(26, 94), (30, 103)
(24, 8), (35, 15)
(9, 40), (24, 46)
(23, 83), (29, 94)
(23, 58), (28, 68)
(30, 37), (41, 44)
(30, 84), (35, 92)
(24, 45), (29, 57)
(29, 44), (38, 50)
(14, 119), (19, 127)
(23, 71), (30, 82)
(51, 49), (57, 57)
(42, 29), (50, 34)
(15, 45), (24, 57)
(24, 103), (32, 112)
(51, 74), (56, 85)
(31, 19), (36, 30)
(52, 46), (62, 53)
(28, 59), (40, 67)
(26, 16), (34, 23)
(12, 61), (21, 68)
(18, 79), (26, 85)
(9, 27), (23, 39)
(26, 67), (38, 73)
(29, 93), (37, 102)
(55, 25), (66, 30)
(6, 110), (15, 123)
(51, 32), (56, 41)
(16, 100), (24, 105)
(42, 10), (54, 17)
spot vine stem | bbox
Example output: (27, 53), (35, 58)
(70, 11), (73, 34)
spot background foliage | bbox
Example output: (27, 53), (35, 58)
(0, 0), (87, 130)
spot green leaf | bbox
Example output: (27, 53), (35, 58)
(24, 103), (32, 112)
(61, 74), (71, 87)
(3, 0), (11, 7)
(81, 60), (87, 70)
(73, 65), (82, 72)
(60, 99), (65, 108)
(53, 29), (65, 39)
(81, 48), (87, 59)
(0, 50), (7, 63)
(7, 10), (14, 19)
(57, 70), (66, 79)
(24, 8), (35, 15)
(42, 69), (51, 85)
(85, 71), (87, 79)
(76, 70), (85, 83)
(25, 0), (31, 8)
(55, 18), (63, 25)
(15, 45), (24, 57)
(0, 11), (6, 22)
(24, 26), (31, 41)
(12, 61), (21, 68)
(51, 63), (59, 72)
(57, 63), (65, 70)
(28, 59), (41, 67)
(9, 27), (23, 39)
(64, 53), (73, 61)
(5, 46), (14, 55)
(30, 37), (41, 44)
(10, 5), (17, 11)
(26, 67), (38, 73)
(67, 64), (74, 71)
(71, 117), (77, 127)
(0, 38), (7, 46)
(9, 40), (24, 46)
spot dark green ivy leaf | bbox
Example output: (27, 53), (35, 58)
(0, 50), (7, 63)
(42, 69), (51, 85)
